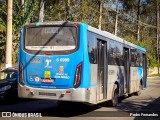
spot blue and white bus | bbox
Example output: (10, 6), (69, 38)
(18, 21), (147, 106)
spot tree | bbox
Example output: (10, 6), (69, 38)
(0, 0), (159, 68)
(98, 0), (103, 30)
(157, 0), (159, 73)
(0, 0), (39, 64)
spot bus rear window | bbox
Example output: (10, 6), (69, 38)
(25, 26), (77, 51)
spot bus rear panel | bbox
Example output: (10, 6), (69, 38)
(18, 22), (91, 103)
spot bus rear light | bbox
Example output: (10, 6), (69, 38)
(66, 90), (71, 93)
(86, 88), (89, 91)
(73, 63), (82, 88)
(20, 62), (24, 85)
(26, 88), (30, 91)
(73, 22), (79, 25)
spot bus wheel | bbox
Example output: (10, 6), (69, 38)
(108, 84), (119, 107)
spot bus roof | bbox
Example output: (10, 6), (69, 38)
(87, 24), (146, 52)
(24, 21), (80, 27)
(24, 21), (146, 52)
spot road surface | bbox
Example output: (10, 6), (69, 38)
(0, 77), (160, 120)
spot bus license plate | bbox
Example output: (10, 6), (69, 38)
(42, 79), (54, 83)
(39, 92), (56, 96)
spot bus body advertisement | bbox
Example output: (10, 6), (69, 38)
(18, 21), (147, 106)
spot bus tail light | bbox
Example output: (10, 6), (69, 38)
(66, 90), (71, 93)
(73, 63), (82, 88)
(20, 62), (24, 85)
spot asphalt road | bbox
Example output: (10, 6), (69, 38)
(0, 77), (160, 120)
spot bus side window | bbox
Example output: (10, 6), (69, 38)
(139, 51), (143, 67)
(87, 31), (97, 64)
(115, 42), (124, 66)
(131, 49), (136, 67)
(108, 41), (116, 65)
(135, 51), (140, 66)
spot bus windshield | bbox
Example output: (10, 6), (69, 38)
(24, 26), (77, 51)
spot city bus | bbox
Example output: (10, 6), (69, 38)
(18, 21), (147, 106)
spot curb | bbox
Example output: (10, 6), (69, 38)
(147, 76), (160, 79)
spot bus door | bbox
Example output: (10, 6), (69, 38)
(143, 54), (147, 88)
(97, 40), (107, 101)
(123, 48), (130, 93)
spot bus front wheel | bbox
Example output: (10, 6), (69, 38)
(108, 84), (119, 107)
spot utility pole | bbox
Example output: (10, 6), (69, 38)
(21, 0), (24, 5)
(80, 0), (85, 22)
(157, 0), (159, 74)
(66, 0), (70, 19)
(39, 0), (44, 22)
(21, 0), (24, 8)
(137, 0), (141, 41)
(114, 4), (118, 36)
(5, 0), (12, 68)
(98, 0), (103, 30)
(21, 0), (25, 16)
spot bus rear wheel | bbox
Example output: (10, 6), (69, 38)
(108, 84), (119, 107)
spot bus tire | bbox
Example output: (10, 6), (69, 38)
(108, 84), (119, 107)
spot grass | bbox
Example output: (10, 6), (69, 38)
(148, 73), (160, 77)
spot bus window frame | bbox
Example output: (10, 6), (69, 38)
(23, 24), (80, 55)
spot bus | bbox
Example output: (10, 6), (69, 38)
(18, 21), (147, 107)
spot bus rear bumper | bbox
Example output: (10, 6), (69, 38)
(18, 84), (90, 103)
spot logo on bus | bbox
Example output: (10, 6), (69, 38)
(44, 71), (51, 78)
(45, 59), (52, 68)
(59, 66), (64, 73)
(35, 76), (40, 82)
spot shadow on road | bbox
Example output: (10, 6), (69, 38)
(36, 102), (101, 117)
(116, 95), (154, 111)
(114, 95), (160, 119)
(134, 97), (160, 120)
(0, 98), (36, 105)
(0, 99), (101, 117)
(0, 93), (159, 118)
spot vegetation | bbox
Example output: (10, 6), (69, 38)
(148, 73), (160, 77)
(0, 0), (39, 64)
(0, 0), (160, 67)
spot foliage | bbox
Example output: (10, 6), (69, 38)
(0, 0), (159, 67)
(124, 35), (157, 67)
(148, 73), (160, 77)
(0, 0), (39, 64)
(0, 0), (7, 63)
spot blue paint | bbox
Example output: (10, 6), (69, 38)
(18, 22), (147, 92)
(136, 45), (146, 52)
(18, 23), (90, 89)
(137, 67), (143, 79)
